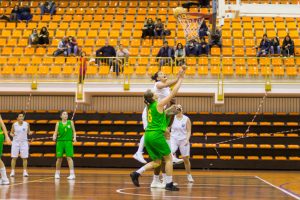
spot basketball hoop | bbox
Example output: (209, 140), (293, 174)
(173, 7), (212, 41)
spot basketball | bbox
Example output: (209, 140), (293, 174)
(173, 7), (187, 18)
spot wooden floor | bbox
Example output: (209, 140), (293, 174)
(1, 168), (299, 200)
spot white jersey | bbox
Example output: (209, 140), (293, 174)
(153, 82), (170, 102)
(142, 107), (148, 130)
(12, 121), (29, 142)
(171, 115), (189, 141)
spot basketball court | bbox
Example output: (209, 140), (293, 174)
(0, 168), (298, 199)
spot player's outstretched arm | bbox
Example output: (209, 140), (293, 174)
(165, 105), (181, 116)
(156, 65), (187, 89)
(157, 70), (185, 112)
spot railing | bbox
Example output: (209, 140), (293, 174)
(0, 56), (299, 83)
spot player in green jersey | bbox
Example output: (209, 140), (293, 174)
(130, 68), (185, 191)
(0, 114), (11, 185)
(53, 110), (77, 180)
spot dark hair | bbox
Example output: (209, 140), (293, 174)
(151, 71), (160, 82)
(285, 35), (291, 41)
(80, 51), (86, 57)
(144, 89), (155, 106)
(18, 111), (25, 117)
(263, 34), (268, 38)
(164, 41), (168, 44)
(60, 110), (68, 116)
(176, 43), (183, 50)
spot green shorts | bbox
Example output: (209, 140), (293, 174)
(0, 134), (4, 157)
(144, 131), (171, 161)
(56, 141), (74, 158)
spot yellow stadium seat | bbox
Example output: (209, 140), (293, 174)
(185, 66), (196, 76)
(26, 66), (38, 75)
(123, 66), (134, 75)
(248, 66), (259, 76)
(14, 66), (26, 75)
(286, 67), (297, 76)
(223, 48), (232, 56)
(261, 66), (272, 76)
(234, 48), (244, 56)
(12, 47), (23, 56)
(1, 66), (13, 75)
(38, 66), (49, 75)
(62, 66), (74, 75)
(70, 23), (79, 30)
(50, 66), (61, 75)
(86, 66), (98, 75)
(99, 66), (110, 75)
(12, 30), (22, 38)
(197, 66), (208, 75)
(272, 58), (282, 66)
(274, 67), (284, 76)
(259, 57), (271, 66)
(1, 30), (11, 37)
(6, 39), (17, 46)
(211, 48), (220, 56)
(18, 38), (28, 47)
(136, 66), (146, 75)
(19, 57), (30, 65)
(222, 66), (233, 75)
(210, 66), (220, 75)
(236, 66), (247, 76)
(1, 47), (12, 55)
(36, 48), (46, 56)
(7, 57), (18, 65)
(245, 48), (256, 56)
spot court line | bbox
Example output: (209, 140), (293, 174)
(116, 187), (217, 199)
(255, 176), (300, 200)
(9, 177), (53, 187)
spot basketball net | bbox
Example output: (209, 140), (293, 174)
(174, 7), (212, 41)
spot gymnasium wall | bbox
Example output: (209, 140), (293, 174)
(0, 95), (299, 113)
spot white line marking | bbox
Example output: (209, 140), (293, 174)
(255, 176), (300, 200)
(116, 187), (217, 199)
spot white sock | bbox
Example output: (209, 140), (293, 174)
(153, 175), (160, 182)
(166, 175), (173, 184)
(137, 135), (145, 154)
(0, 167), (8, 179)
(136, 166), (146, 175)
(11, 169), (15, 173)
(70, 169), (75, 175)
(162, 173), (167, 181)
(55, 170), (60, 174)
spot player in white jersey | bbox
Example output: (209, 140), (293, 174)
(10, 112), (32, 177)
(133, 71), (184, 165)
(171, 105), (194, 183)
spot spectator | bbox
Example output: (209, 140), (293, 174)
(28, 29), (39, 47)
(199, 37), (209, 56)
(53, 37), (68, 57)
(19, 6), (32, 22)
(115, 44), (130, 76)
(95, 39), (116, 66)
(38, 27), (49, 45)
(255, 34), (270, 57)
(79, 51), (87, 84)
(174, 43), (186, 66)
(156, 41), (174, 67)
(185, 39), (199, 57)
(39, 1), (56, 16)
(10, 5), (21, 22)
(142, 18), (155, 39)
(282, 35), (294, 57)
(198, 20), (209, 37)
(0, 15), (10, 22)
(209, 28), (222, 49)
(154, 18), (164, 39)
(270, 36), (281, 55)
(68, 36), (79, 56)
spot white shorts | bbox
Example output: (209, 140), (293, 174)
(11, 141), (29, 158)
(171, 137), (190, 157)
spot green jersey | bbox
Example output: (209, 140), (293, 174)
(57, 120), (73, 141)
(146, 101), (168, 133)
(0, 125), (4, 142)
